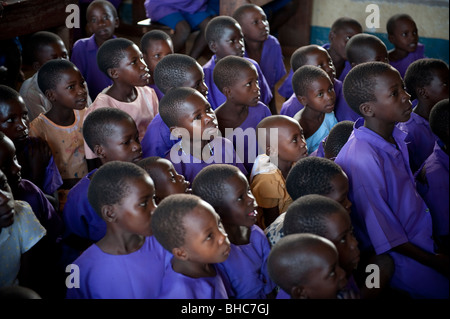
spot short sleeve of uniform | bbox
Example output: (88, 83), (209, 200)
(251, 171), (291, 211)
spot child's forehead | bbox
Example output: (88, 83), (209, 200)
(87, 2), (115, 17)
(0, 96), (27, 114)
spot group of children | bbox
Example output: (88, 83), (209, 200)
(0, 0), (449, 300)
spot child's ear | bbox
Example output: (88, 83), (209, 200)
(291, 285), (308, 299)
(93, 144), (106, 159)
(223, 86), (232, 98)
(32, 61), (42, 71)
(44, 89), (56, 102)
(387, 33), (394, 44)
(209, 40), (217, 53)
(416, 87), (427, 99)
(170, 126), (183, 139)
(359, 102), (374, 117)
(297, 95), (307, 106)
(266, 145), (277, 157)
(328, 30), (336, 43)
(108, 67), (119, 79)
(172, 247), (188, 261)
(101, 204), (117, 223)
(114, 16), (120, 28)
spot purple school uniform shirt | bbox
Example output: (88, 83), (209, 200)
(280, 78), (359, 122)
(216, 225), (276, 299)
(71, 35), (114, 100)
(396, 112), (437, 173)
(166, 136), (248, 184)
(335, 118), (449, 299)
(389, 42), (425, 78)
(144, 0), (208, 22)
(149, 83), (164, 101)
(415, 141), (449, 239)
(203, 55), (273, 110)
(141, 113), (179, 158)
(244, 35), (286, 91)
(66, 236), (169, 299)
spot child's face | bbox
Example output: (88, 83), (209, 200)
(238, 7), (270, 43)
(275, 119), (308, 163)
(0, 137), (22, 190)
(329, 24), (362, 60)
(87, 3), (119, 42)
(142, 40), (173, 74)
(0, 169), (15, 229)
(150, 158), (191, 204)
(301, 243), (347, 299)
(48, 67), (88, 110)
(304, 48), (336, 82)
(369, 69), (412, 123)
(226, 66), (260, 106)
(212, 24), (245, 60)
(423, 67), (449, 105)
(323, 210), (360, 276)
(180, 201), (231, 264)
(34, 40), (68, 70)
(219, 172), (258, 228)
(0, 97), (29, 145)
(388, 18), (418, 53)
(98, 118), (143, 163)
(359, 44), (389, 65)
(299, 76), (336, 114)
(181, 64), (209, 98)
(114, 44), (150, 87)
(326, 172), (352, 213)
(114, 175), (156, 237)
(174, 92), (218, 143)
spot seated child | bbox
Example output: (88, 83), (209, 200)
(19, 31), (70, 121)
(203, 15), (272, 110)
(30, 59), (89, 212)
(62, 107), (144, 265)
(151, 193), (231, 299)
(140, 30), (174, 101)
(279, 44), (356, 122)
(336, 61), (449, 298)
(387, 14), (426, 78)
(292, 65), (338, 154)
(399, 58), (449, 173)
(267, 233), (347, 299)
(265, 156), (352, 246)
(321, 120), (354, 160)
(83, 37), (159, 162)
(415, 98), (449, 254)
(141, 53), (208, 158)
(71, 0), (119, 100)
(143, 0), (212, 60)
(192, 164), (276, 299)
(233, 3), (286, 114)
(250, 115), (308, 228)
(136, 156), (191, 205)
(160, 87), (247, 183)
(66, 161), (168, 299)
(0, 169), (46, 292)
(345, 33), (389, 67)
(277, 17), (362, 99)
(0, 85), (62, 209)
(213, 55), (272, 172)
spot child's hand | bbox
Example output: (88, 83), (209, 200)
(433, 253), (450, 278)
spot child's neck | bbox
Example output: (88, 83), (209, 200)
(172, 258), (216, 278)
(298, 107), (325, 139)
(224, 224), (251, 245)
(276, 157), (293, 179)
(45, 105), (76, 126)
(413, 101), (432, 121)
(364, 118), (397, 145)
(96, 231), (146, 255)
(244, 39), (264, 63)
(216, 101), (249, 134)
(106, 83), (138, 102)
(388, 47), (409, 62)
(180, 138), (213, 161)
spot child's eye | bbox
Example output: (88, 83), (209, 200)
(329, 270), (336, 278)
(317, 92), (324, 97)
(153, 54), (160, 59)
(139, 200), (148, 207)
(67, 85), (74, 90)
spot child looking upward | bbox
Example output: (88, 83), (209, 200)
(160, 87), (247, 183)
(250, 115), (308, 228)
(387, 14), (425, 78)
(83, 38), (159, 164)
(66, 161), (168, 299)
(192, 164), (276, 299)
(399, 58), (449, 173)
(30, 59), (89, 212)
(335, 61), (449, 298)
(141, 53), (208, 158)
(267, 233), (347, 299)
(151, 194), (231, 299)
(292, 65), (337, 154)
(203, 15), (272, 110)
(213, 55), (272, 172)
(140, 30), (174, 100)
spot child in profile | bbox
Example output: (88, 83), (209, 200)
(250, 115), (308, 228)
(267, 233), (347, 299)
(192, 164), (276, 299)
(151, 193), (231, 299)
(137, 156), (191, 205)
(292, 65), (337, 154)
(30, 59), (89, 212)
(71, 0), (119, 100)
(387, 14), (425, 78)
(66, 161), (168, 299)
(159, 87), (247, 183)
(140, 30), (174, 100)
